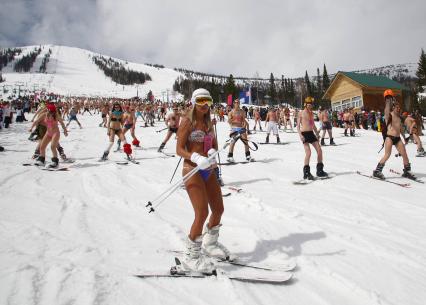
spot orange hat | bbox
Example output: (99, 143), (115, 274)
(304, 96), (314, 104)
(402, 112), (408, 116)
(383, 89), (395, 98)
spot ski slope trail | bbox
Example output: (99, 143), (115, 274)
(1, 115), (425, 305)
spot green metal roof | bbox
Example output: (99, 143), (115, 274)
(340, 71), (409, 90)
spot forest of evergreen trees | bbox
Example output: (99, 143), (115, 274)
(0, 48), (22, 71)
(93, 56), (151, 85)
(13, 47), (41, 72)
(145, 63), (165, 69)
(173, 64), (331, 108)
(38, 49), (52, 73)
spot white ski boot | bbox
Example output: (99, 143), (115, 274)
(227, 156), (235, 163)
(179, 236), (215, 274)
(202, 224), (237, 261)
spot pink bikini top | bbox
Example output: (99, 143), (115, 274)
(45, 117), (57, 129)
(189, 129), (214, 153)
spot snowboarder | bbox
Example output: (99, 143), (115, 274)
(264, 107), (280, 143)
(319, 107), (335, 145)
(297, 97), (328, 179)
(30, 103), (68, 168)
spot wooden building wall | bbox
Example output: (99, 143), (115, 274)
(362, 89), (403, 112)
(329, 77), (362, 104)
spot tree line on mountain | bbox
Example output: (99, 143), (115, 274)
(173, 64), (331, 108)
(38, 49), (52, 73)
(0, 48), (22, 71)
(145, 63), (165, 69)
(93, 56), (152, 85)
(13, 47), (42, 72)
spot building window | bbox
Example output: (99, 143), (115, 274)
(351, 96), (363, 108)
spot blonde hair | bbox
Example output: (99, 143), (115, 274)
(187, 105), (213, 132)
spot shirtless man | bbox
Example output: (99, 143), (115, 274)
(403, 112), (425, 157)
(283, 107), (293, 131)
(373, 89), (415, 179)
(343, 109), (351, 136)
(297, 97), (327, 179)
(66, 106), (82, 128)
(348, 109), (356, 136)
(158, 106), (181, 152)
(319, 107), (335, 146)
(264, 108), (280, 143)
(227, 100), (252, 162)
(99, 103), (109, 127)
(253, 107), (262, 131)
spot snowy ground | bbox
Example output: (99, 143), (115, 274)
(1, 114), (426, 305)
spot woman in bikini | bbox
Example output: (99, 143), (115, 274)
(30, 103), (68, 168)
(100, 103), (132, 160)
(122, 106), (140, 147)
(176, 88), (231, 273)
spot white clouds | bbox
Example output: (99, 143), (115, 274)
(1, 0), (425, 77)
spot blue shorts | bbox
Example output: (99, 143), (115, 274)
(230, 127), (246, 136)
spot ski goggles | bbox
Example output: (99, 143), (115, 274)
(195, 98), (212, 107)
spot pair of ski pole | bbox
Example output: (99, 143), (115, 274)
(146, 132), (241, 213)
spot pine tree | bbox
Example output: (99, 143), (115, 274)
(416, 49), (426, 92)
(224, 74), (237, 100)
(269, 73), (277, 104)
(304, 71), (312, 97)
(280, 75), (285, 101)
(322, 64), (330, 92)
(316, 68), (322, 96)
(289, 79), (296, 106)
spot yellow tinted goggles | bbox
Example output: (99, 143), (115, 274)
(195, 98), (212, 107)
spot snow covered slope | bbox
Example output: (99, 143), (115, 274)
(1, 45), (183, 99)
(1, 115), (425, 305)
(352, 63), (417, 79)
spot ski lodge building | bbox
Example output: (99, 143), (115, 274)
(323, 71), (411, 112)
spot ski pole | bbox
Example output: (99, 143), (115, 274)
(146, 133), (241, 213)
(156, 127), (168, 133)
(169, 157), (182, 183)
(212, 113), (223, 180)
